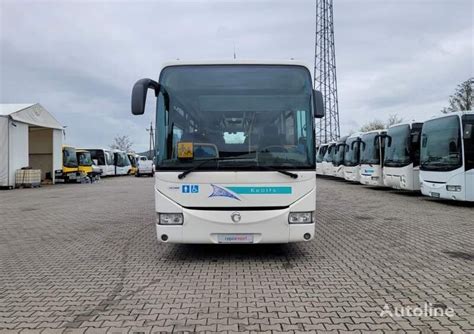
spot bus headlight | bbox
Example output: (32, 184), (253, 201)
(157, 213), (184, 225)
(288, 212), (314, 224)
(446, 185), (462, 192)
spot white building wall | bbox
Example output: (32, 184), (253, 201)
(0, 117), (8, 187)
(9, 121), (29, 186)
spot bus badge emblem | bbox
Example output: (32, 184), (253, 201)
(231, 212), (241, 223)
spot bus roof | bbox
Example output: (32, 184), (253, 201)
(363, 129), (386, 135)
(388, 121), (423, 129)
(347, 132), (365, 139)
(426, 110), (473, 121)
(159, 59), (312, 73)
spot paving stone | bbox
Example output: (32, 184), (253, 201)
(0, 177), (472, 334)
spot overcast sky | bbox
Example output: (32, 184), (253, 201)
(1, 0), (472, 152)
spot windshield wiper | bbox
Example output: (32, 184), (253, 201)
(177, 158), (299, 179)
(253, 165), (298, 179)
(177, 157), (253, 179)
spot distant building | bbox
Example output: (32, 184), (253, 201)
(0, 103), (63, 188)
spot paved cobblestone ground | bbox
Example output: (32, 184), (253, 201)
(0, 176), (473, 334)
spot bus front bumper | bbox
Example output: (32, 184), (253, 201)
(420, 181), (466, 201)
(360, 174), (384, 187)
(156, 208), (315, 244)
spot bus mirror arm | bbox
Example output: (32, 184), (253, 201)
(351, 138), (362, 150)
(313, 90), (325, 119)
(373, 134), (380, 146)
(131, 78), (160, 115)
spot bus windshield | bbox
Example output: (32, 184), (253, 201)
(333, 144), (345, 166)
(385, 124), (411, 167)
(316, 146), (327, 163)
(344, 137), (360, 166)
(323, 144), (335, 163)
(421, 115), (462, 171)
(63, 147), (78, 168)
(77, 152), (93, 166)
(115, 152), (131, 167)
(156, 65), (315, 170)
(360, 133), (380, 165)
(463, 115), (474, 171)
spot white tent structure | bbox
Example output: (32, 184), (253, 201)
(0, 104), (63, 188)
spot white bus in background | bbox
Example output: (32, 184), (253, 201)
(113, 150), (132, 175)
(420, 111), (473, 201)
(316, 144), (328, 175)
(86, 148), (115, 176)
(359, 129), (387, 186)
(321, 141), (337, 176)
(383, 122), (423, 191)
(333, 136), (348, 178)
(344, 132), (363, 182)
(130, 61), (325, 243)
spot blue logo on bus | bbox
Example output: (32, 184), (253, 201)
(209, 184), (240, 200)
(182, 185), (199, 193)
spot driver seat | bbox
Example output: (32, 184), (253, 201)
(259, 125), (283, 150)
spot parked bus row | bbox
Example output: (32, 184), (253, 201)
(55, 147), (155, 183)
(317, 110), (473, 202)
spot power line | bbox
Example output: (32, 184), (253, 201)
(146, 122), (155, 160)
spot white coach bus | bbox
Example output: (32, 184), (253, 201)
(420, 111), (473, 201)
(86, 148), (115, 176)
(383, 122), (423, 191)
(343, 132), (363, 182)
(359, 129), (387, 187)
(316, 144), (328, 175)
(333, 136), (348, 178)
(130, 61), (325, 243)
(321, 141), (336, 176)
(113, 150), (132, 176)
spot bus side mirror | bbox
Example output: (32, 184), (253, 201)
(131, 78), (160, 115)
(463, 124), (473, 139)
(386, 135), (392, 147)
(313, 90), (325, 119)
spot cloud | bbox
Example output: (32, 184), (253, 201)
(1, 0), (472, 150)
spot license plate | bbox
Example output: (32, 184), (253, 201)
(430, 192), (440, 198)
(217, 234), (254, 244)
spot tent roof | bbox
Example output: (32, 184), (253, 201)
(0, 104), (35, 116)
(0, 103), (63, 130)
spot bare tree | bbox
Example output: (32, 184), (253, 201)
(386, 113), (404, 127)
(442, 78), (473, 113)
(110, 135), (133, 152)
(360, 120), (385, 132)
(359, 113), (404, 132)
